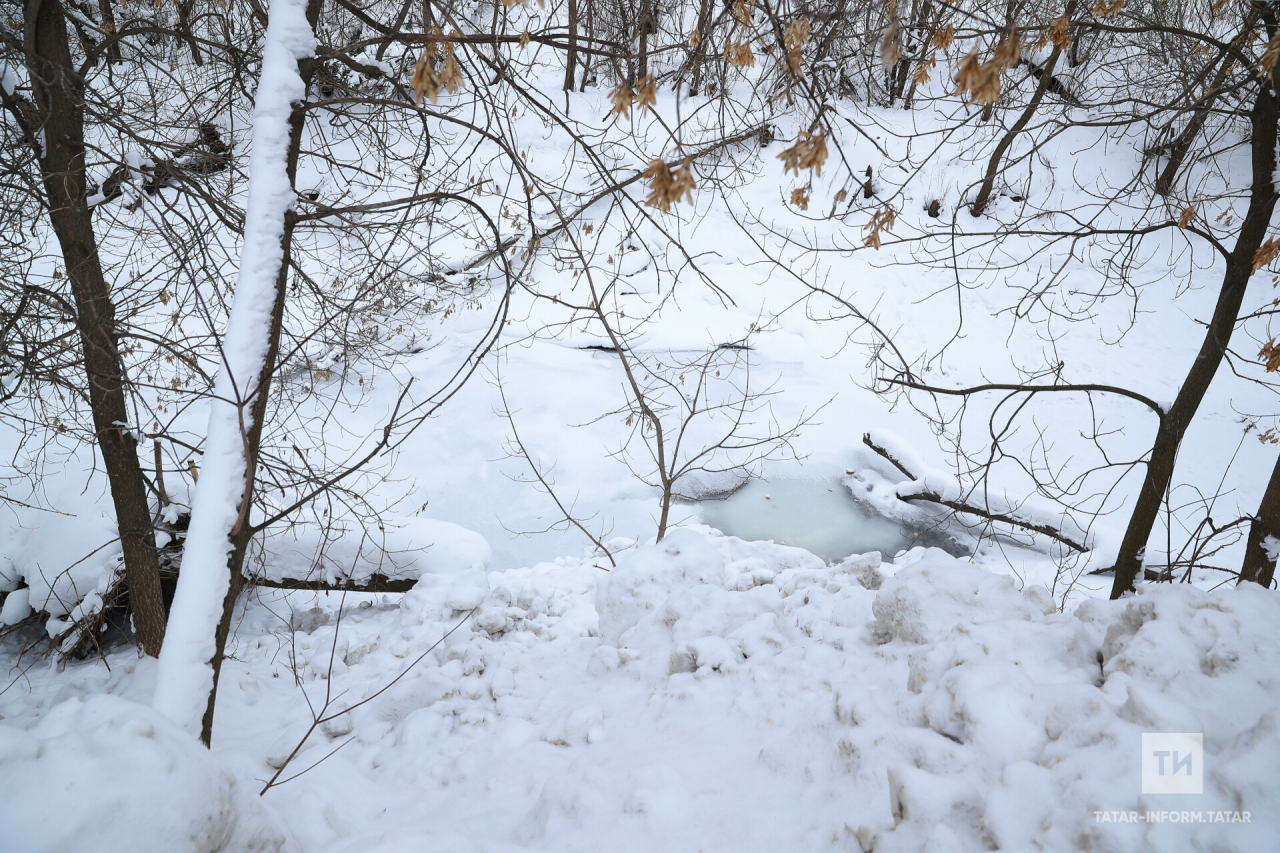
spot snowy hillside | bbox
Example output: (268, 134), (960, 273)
(2, 532), (1278, 851)
(2, 0), (1279, 849)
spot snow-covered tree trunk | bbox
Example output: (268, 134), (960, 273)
(153, 0), (320, 743)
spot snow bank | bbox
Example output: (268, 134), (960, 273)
(3, 506), (122, 631)
(867, 559), (1280, 853)
(871, 554), (1057, 644)
(0, 695), (287, 853)
(589, 531), (1280, 852)
(5, 529), (1275, 853)
(249, 518), (491, 586)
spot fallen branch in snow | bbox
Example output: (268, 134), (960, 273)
(248, 574), (419, 593)
(862, 434), (1090, 554)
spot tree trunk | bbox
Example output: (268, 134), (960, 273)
(22, 0), (167, 654)
(202, 0), (324, 746)
(96, 0), (121, 63)
(200, 51), (318, 745)
(580, 0), (593, 91)
(1239, 452), (1280, 587)
(153, 0), (323, 746)
(687, 0), (713, 95)
(177, 0), (204, 66)
(1153, 14), (1257, 196)
(564, 0), (578, 91)
(1110, 41), (1280, 598)
(970, 40), (1064, 217)
(637, 0), (653, 80)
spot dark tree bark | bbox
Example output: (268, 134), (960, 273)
(198, 0), (324, 746)
(17, 0), (167, 654)
(96, 0), (121, 63)
(176, 0), (204, 65)
(637, 0), (654, 80)
(1239, 452), (1280, 587)
(970, 20), (1070, 217)
(564, 0), (578, 91)
(886, 0), (931, 108)
(580, 0), (593, 90)
(1111, 10), (1280, 598)
(686, 0), (713, 94)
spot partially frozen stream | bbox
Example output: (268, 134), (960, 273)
(697, 477), (925, 563)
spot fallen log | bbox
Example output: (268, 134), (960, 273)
(861, 434), (1089, 554)
(247, 573), (418, 593)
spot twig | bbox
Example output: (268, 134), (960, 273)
(259, 606), (477, 795)
(495, 372), (615, 568)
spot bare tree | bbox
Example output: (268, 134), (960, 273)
(3, 0), (168, 653)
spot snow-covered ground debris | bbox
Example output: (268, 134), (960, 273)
(249, 518), (491, 587)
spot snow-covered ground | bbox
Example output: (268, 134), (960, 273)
(2, 531), (1277, 852)
(3, 15), (1280, 852)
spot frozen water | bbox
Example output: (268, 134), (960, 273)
(697, 477), (923, 563)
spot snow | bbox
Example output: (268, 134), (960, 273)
(249, 518), (491, 586)
(0, 487), (124, 633)
(152, 0), (317, 736)
(6, 529), (1278, 852)
(3, 8), (1279, 852)
(0, 694), (286, 853)
(0, 59), (17, 98)
(1262, 535), (1280, 565)
(0, 587), (30, 625)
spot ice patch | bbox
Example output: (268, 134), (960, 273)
(698, 477), (923, 562)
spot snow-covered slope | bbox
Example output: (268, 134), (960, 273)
(3, 529), (1275, 851)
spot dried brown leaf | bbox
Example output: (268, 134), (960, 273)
(880, 17), (902, 69)
(1261, 31), (1280, 78)
(777, 131), (828, 176)
(608, 82), (635, 117)
(643, 157), (697, 212)
(1262, 339), (1280, 372)
(1255, 237), (1280, 273)
(636, 75), (658, 112)
(1048, 14), (1072, 50)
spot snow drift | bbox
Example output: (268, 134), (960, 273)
(0, 695), (287, 853)
(2, 529), (1275, 852)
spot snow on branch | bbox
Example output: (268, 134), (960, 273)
(862, 433), (1090, 554)
(152, 0), (316, 738)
